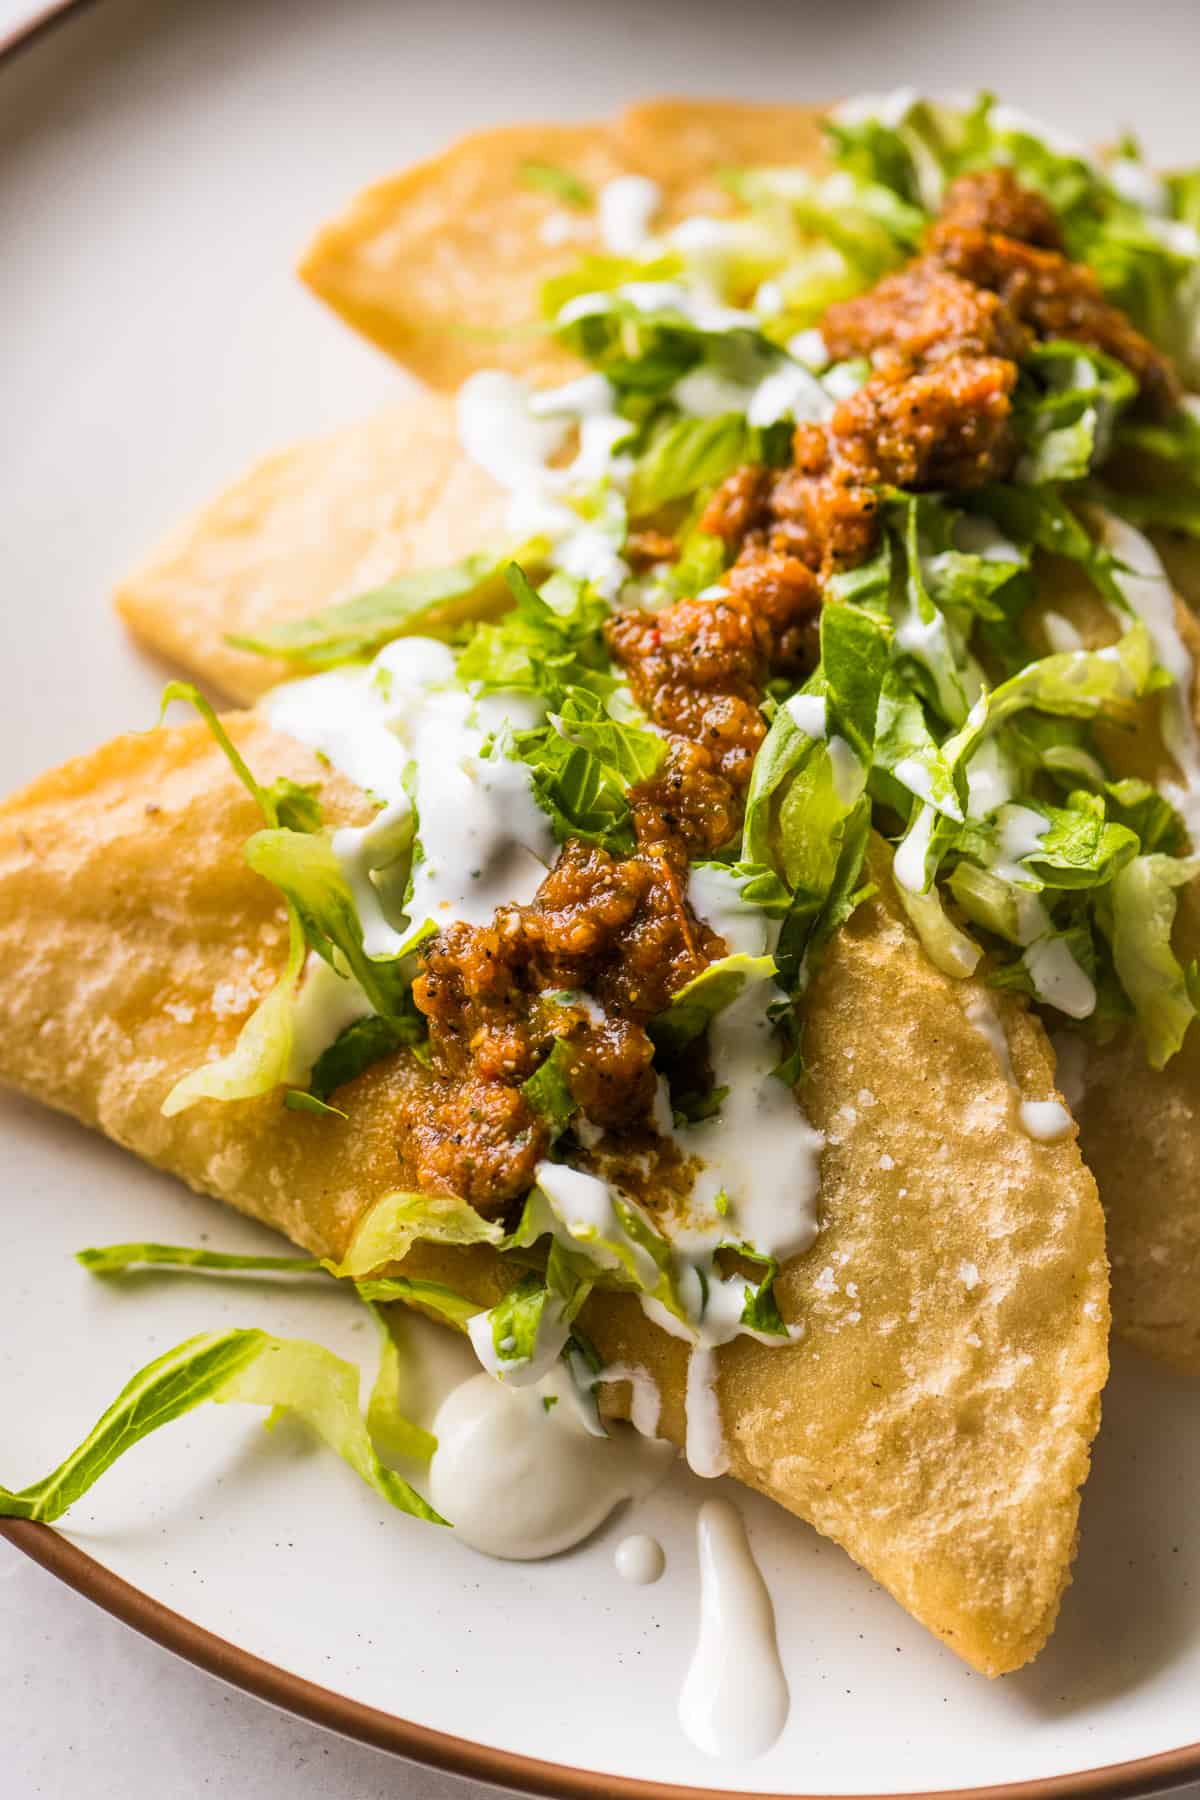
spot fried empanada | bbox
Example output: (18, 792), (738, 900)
(114, 393), (508, 705)
(0, 719), (1106, 1675)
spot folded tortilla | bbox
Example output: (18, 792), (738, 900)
(276, 100), (1200, 1381)
(114, 393), (508, 706)
(299, 99), (826, 389)
(0, 715), (1107, 1675)
(111, 373), (1200, 1376)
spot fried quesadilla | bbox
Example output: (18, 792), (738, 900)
(7, 91), (1200, 1677)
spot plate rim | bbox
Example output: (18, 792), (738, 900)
(4, 1520), (1200, 1800)
(4, 5), (1200, 1797)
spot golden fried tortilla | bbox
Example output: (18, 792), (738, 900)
(0, 718), (1107, 1675)
(299, 99), (826, 389)
(114, 393), (508, 705)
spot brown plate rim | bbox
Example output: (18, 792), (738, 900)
(3, 1518), (1199, 1800)
(4, 4), (1200, 1797)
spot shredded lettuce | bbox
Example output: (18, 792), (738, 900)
(227, 550), (529, 668)
(305, 1013), (419, 1104)
(0, 1329), (442, 1525)
(629, 414), (760, 515)
(729, 1246), (789, 1337)
(541, 254), (683, 324)
(1016, 342), (1136, 483)
(648, 953), (777, 1058)
(509, 1170), (686, 1323)
(519, 161), (592, 208)
(476, 1261), (584, 1383)
(356, 1275), (482, 1332)
(1109, 853), (1200, 1066)
(156, 686), (330, 1117)
(521, 1039), (579, 1139)
(1105, 408), (1200, 538)
(332, 1191), (504, 1280)
(162, 911), (307, 1117)
(243, 827), (421, 1027)
(1019, 795), (1139, 889)
(503, 684), (665, 854)
(77, 1243), (322, 1275)
(362, 1304), (438, 1463)
(457, 562), (610, 700)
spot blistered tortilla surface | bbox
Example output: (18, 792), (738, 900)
(0, 723), (1107, 1676)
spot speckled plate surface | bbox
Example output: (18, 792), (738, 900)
(2, 0), (1200, 1793)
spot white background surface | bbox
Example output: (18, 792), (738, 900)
(3, 0), (1200, 1796)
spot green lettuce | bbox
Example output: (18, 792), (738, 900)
(305, 1013), (421, 1104)
(509, 1173), (685, 1323)
(243, 827), (420, 1025)
(541, 254), (683, 324)
(521, 1039), (580, 1139)
(0, 1329), (442, 1525)
(504, 684), (665, 854)
(157, 685), (330, 1117)
(362, 1304), (438, 1464)
(480, 1261), (586, 1380)
(648, 953), (777, 1058)
(332, 1191), (504, 1280)
(1105, 409), (1200, 538)
(227, 549), (529, 668)
(1019, 794), (1139, 889)
(1016, 342), (1136, 483)
(519, 161), (592, 208)
(1109, 853), (1200, 1066)
(456, 563), (609, 701)
(730, 1246), (789, 1337)
(356, 1276), (482, 1332)
(629, 413), (754, 515)
(77, 1243), (322, 1275)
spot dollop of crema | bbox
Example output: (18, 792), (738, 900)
(679, 1499), (789, 1761)
(615, 1533), (665, 1585)
(962, 990), (1073, 1143)
(428, 1367), (672, 1560)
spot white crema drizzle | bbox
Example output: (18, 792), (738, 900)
(678, 1498), (789, 1761)
(262, 637), (556, 1073)
(962, 990), (1073, 1144)
(428, 1367), (671, 1561)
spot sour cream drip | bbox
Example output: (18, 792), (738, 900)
(679, 1499), (789, 1761)
(598, 175), (662, 255)
(429, 1369), (671, 1560)
(979, 805), (1097, 1021)
(963, 991), (1073, 1143)
(261, 637), (556, 1067)
(663, 864), (823, 1478)
(456, 369), (631, 600)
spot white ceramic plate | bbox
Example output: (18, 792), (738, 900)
(3, 2), (1200, 1794)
